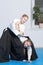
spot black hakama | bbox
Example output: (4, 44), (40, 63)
(0, 28), (38, 62)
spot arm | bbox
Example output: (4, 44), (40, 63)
(15, 22), (24, 35)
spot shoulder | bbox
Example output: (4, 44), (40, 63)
(12, 19), (20, 26)
(13, 19), (20, 23)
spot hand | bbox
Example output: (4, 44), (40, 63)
(20, 31), (24, 35)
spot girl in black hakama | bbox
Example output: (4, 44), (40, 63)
(0, 28), (38, 62)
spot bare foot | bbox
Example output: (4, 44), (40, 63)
(23, 60), (26, 62)
(28, 60), (32, 63)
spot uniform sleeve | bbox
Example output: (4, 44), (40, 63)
(10, 19), (20, 35)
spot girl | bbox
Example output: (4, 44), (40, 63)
(9, 14), (32, 62)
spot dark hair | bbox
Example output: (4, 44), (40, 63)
(22, 14), (28, 18)
(24, 39), (31, 45)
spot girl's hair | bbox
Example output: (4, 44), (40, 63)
(24, 39), (31, 44)
(22, 14), (28, 18)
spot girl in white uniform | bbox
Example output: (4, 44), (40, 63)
(9, 14), (32, 62)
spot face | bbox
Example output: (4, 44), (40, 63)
(25, 41), (31, 46)
(21, 17), (28, 24)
